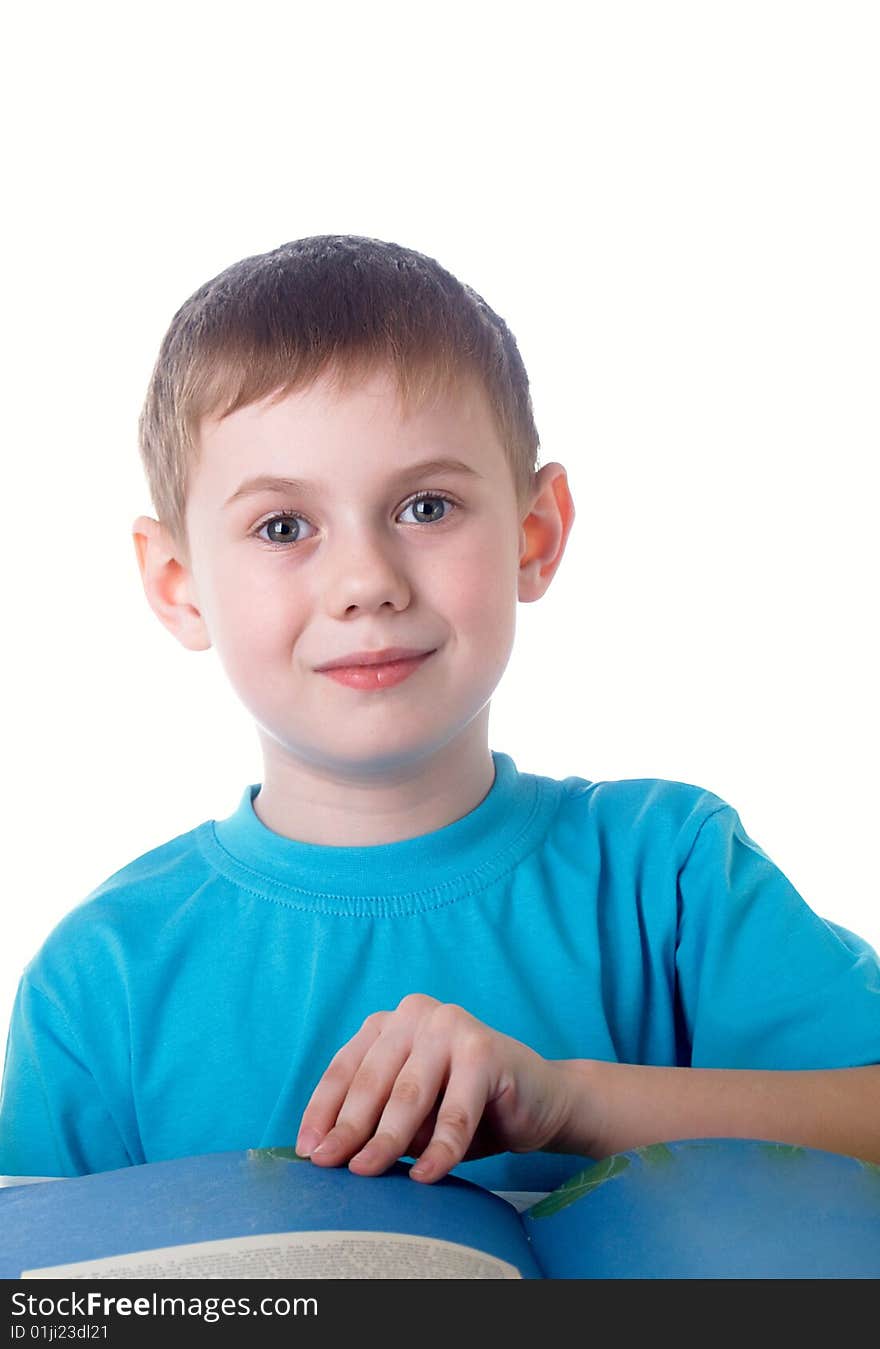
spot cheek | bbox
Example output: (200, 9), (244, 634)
(199, 563), (302, 663)
(437, 532), (518, 643)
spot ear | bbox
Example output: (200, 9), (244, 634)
(131, 516), (212, 652)
(517, 462), (576, 602)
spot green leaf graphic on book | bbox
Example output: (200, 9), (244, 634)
(246, 1147), (309, 1164)
(856, 1159), (880, 1188)
(757, 1143), (806, 1162)
(633, 1143), (674, 1167)
(528, 1154), (631, 1219)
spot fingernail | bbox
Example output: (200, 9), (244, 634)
(350, 1140), (381, 1166)
(410, 1160), (430, 1179)
(296, 1127), (320, 1156)
(311, 1135), (339, 1158)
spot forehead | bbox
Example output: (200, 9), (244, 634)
(191, 366), (509, 496)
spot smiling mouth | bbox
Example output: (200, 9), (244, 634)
(315, 647), (435, 671)
(317, 650), (435, 689)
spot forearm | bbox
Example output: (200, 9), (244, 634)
(555, 1060), (880, 1165)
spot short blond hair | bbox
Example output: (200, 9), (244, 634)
(138, 235), (541, 553)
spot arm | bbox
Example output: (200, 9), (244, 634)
(554, 1059), (880, 1165)
(0, 976), (133, 1178)
(297, 802), (880, 1182)
(295, 996), (880, 1182)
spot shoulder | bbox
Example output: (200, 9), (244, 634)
(545, 766), (732, 859)
(24, 814), (219, 992)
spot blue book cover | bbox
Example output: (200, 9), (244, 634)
(2, 1139), (879, 1279)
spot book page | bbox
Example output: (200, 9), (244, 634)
(23, 1229), (522, 1279)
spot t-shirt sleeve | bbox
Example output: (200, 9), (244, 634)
(0, 975), (133, 1178)
(674, 803), (880, 1069)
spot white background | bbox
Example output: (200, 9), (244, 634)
(1, 0), (877, 1042)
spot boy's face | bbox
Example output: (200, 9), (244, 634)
(177, 366), (552, 781)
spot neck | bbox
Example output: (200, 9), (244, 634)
(251, 715), (495, 847)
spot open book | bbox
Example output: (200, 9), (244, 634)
(2, 1138), (879, 1278)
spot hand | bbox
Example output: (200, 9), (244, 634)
(294, 993), (591, 1183)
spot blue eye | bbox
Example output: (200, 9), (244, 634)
(257, 513), (315, 545)
(398, 494), (455, 525)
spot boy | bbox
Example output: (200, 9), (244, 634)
(0, 235), (878, 1193)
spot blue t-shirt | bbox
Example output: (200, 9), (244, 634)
(1, 751), (878, 1189)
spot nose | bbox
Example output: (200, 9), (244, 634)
(321, 523), (412, 617)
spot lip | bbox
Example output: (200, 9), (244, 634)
(315, 647), (436, 671)
(318, 649), (436, 691)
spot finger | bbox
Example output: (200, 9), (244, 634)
(346, 1043), (450, 1176)
(296, 1013), (388, 1156)
(307, 1024), (418, 1167)
(407, 1112), (439, 1160)
(407, 1057), (491, 1183)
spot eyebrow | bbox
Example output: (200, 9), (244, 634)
(224, 458), (482, 508)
